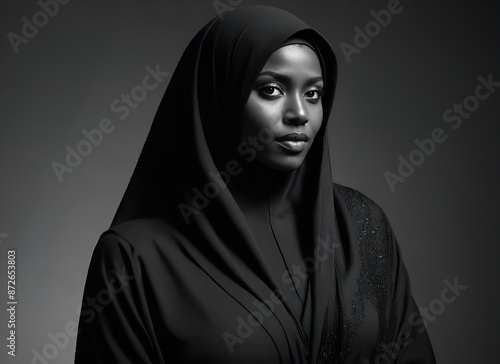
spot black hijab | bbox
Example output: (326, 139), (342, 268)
(111, 5), (339, 363)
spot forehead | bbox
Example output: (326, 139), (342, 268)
(260, 44), (322, 76)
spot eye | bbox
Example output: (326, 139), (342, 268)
(259, 85), (283, 98)
(304, 89), (323, 101)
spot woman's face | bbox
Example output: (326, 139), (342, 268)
(240, 43), (324, 171)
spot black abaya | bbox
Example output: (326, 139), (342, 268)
(74, 5), (436, 364)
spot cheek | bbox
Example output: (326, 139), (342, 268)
(242, 97), (280, 136)
(309, 107), (323, 138)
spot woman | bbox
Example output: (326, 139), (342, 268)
(74, 5), (436, 363)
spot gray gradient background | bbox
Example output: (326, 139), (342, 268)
(1, 0), (499, 363)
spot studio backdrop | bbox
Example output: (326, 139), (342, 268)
(0, 0), (499, 363)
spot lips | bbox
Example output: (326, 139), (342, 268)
(275, 133), (310, 142)
(275, 133), (310, 153)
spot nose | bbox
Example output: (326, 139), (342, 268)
(283, 92), (308, 126)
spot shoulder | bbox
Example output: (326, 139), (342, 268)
(94, 217), (181, 259)
(332, 182), (388, 229)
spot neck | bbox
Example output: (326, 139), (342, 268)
(227, 158), (311, 219)
(228, 157), (294, 199)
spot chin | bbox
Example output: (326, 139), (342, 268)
(258, 155), (306, 172)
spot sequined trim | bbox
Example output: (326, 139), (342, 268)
(318, 268), (346, 364)
(335, 186), (392, 362)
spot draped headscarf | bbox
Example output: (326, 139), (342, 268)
(111, 5), (339, 363)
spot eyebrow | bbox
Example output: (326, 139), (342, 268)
(257, 71), (323, 85)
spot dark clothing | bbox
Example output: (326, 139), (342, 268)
(74, 5), (436, 363)
(74, 184), (435, 364)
